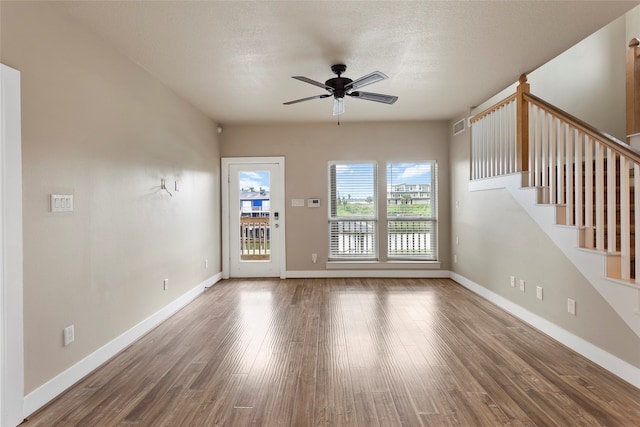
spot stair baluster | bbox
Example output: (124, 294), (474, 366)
(471, 74), (640, 283)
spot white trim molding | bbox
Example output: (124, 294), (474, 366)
(23, 273), (222, 418)
(449, 271), (640, 389)
(221, 157), (287, 280)
(1, 63), (24, 427)
(326, 261), (441, 270)
(287, 269), (449, 279)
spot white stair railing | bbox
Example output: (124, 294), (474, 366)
(471, 73), (640, 283)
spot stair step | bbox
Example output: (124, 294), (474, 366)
(542, 158), (638, 282)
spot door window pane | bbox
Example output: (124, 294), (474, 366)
(239, 171), (270, 260)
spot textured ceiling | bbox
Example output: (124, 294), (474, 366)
(53, 1), (638, 124)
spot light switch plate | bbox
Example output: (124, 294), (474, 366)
(63, 325), (75, 346)
(51, 194), (74, 212)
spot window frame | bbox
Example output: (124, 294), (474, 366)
(386, 161), (438, 261)
(328, 161), (378, 261)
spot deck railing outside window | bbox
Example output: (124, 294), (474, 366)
(329, 220), (376, 259)
(387, 220), (436, 258)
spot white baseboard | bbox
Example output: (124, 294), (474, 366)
(471, 174), (640, 339)
(21, 270), (639, 419)
(204, 272), (223, 288)
(23, 272), (222, 418)
(286, 269), (450, 278)
(449, 271), (640, 389)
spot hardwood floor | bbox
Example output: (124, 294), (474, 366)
(23, 278), (640, 426)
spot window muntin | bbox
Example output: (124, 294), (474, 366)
(328, 162), (377, 260)
(386, 162), (437, 260)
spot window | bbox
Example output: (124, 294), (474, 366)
(328, 162), (377, 259)
(387, 162), (437, 259)
(328, 160), (437, 262)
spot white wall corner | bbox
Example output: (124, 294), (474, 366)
(22, 272), (222, 418)
(1, 63), (25, 427)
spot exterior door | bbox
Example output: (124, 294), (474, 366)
(222, 158), (285, 278)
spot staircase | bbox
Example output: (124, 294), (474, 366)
(469, 75), (640, 338)
(557, 158), (636, 278)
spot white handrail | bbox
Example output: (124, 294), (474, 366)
(471, 81), (640, 282)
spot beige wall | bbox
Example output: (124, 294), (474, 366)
(626, 5), (640, 48)
(450, 5), (640, 367)
(473, 13), (630, 141)
(220, 121), (451, 271)
(529, 15), (627, 140)
(449, 120), (640, 368)
(1, 2), (221, 393)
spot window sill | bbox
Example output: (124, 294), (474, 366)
(326, 260), (441, 270)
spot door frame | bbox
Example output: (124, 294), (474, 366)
(1, 63), (25, 426)
(221, 157), (286, 279)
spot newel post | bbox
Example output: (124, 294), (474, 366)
(627, 38), (640, 143)
(516, 74), (530, 184)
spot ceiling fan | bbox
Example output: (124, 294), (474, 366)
(283, 64), (398, 116)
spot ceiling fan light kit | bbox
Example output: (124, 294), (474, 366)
(284, 64), (398, 116)
(333, 97), (345, 116)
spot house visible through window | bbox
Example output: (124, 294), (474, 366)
(387, 162), (437, 259)
(328, 162), (377, 259)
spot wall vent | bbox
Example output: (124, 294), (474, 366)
(453, 118), (466, 136)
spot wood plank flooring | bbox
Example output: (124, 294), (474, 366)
(22, 278), (640, 426)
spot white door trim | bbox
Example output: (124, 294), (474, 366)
(221, 157), (286, 279)
(1, 63), (25, 426)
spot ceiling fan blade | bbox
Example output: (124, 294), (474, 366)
(283, 94), (331, 105)
(292, 76), (334, 92)
(347, 91), (398, 104)
(344, 71), (388, 91)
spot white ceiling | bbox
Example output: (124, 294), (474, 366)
(53, 1), (638, 124)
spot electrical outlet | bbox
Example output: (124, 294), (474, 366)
(163, 278), (169, 290)
(455, 236), (459, 245)
(567, 298), (576, 315)
(510, 276), (516, 287)
(63, 325), (75, 346)
(311, 253), (318, 264)
(536, 286), (543, 300)
(519, 279), (525, 292)
(453, 254), (457, 263)
(205, 258), (208, 269)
